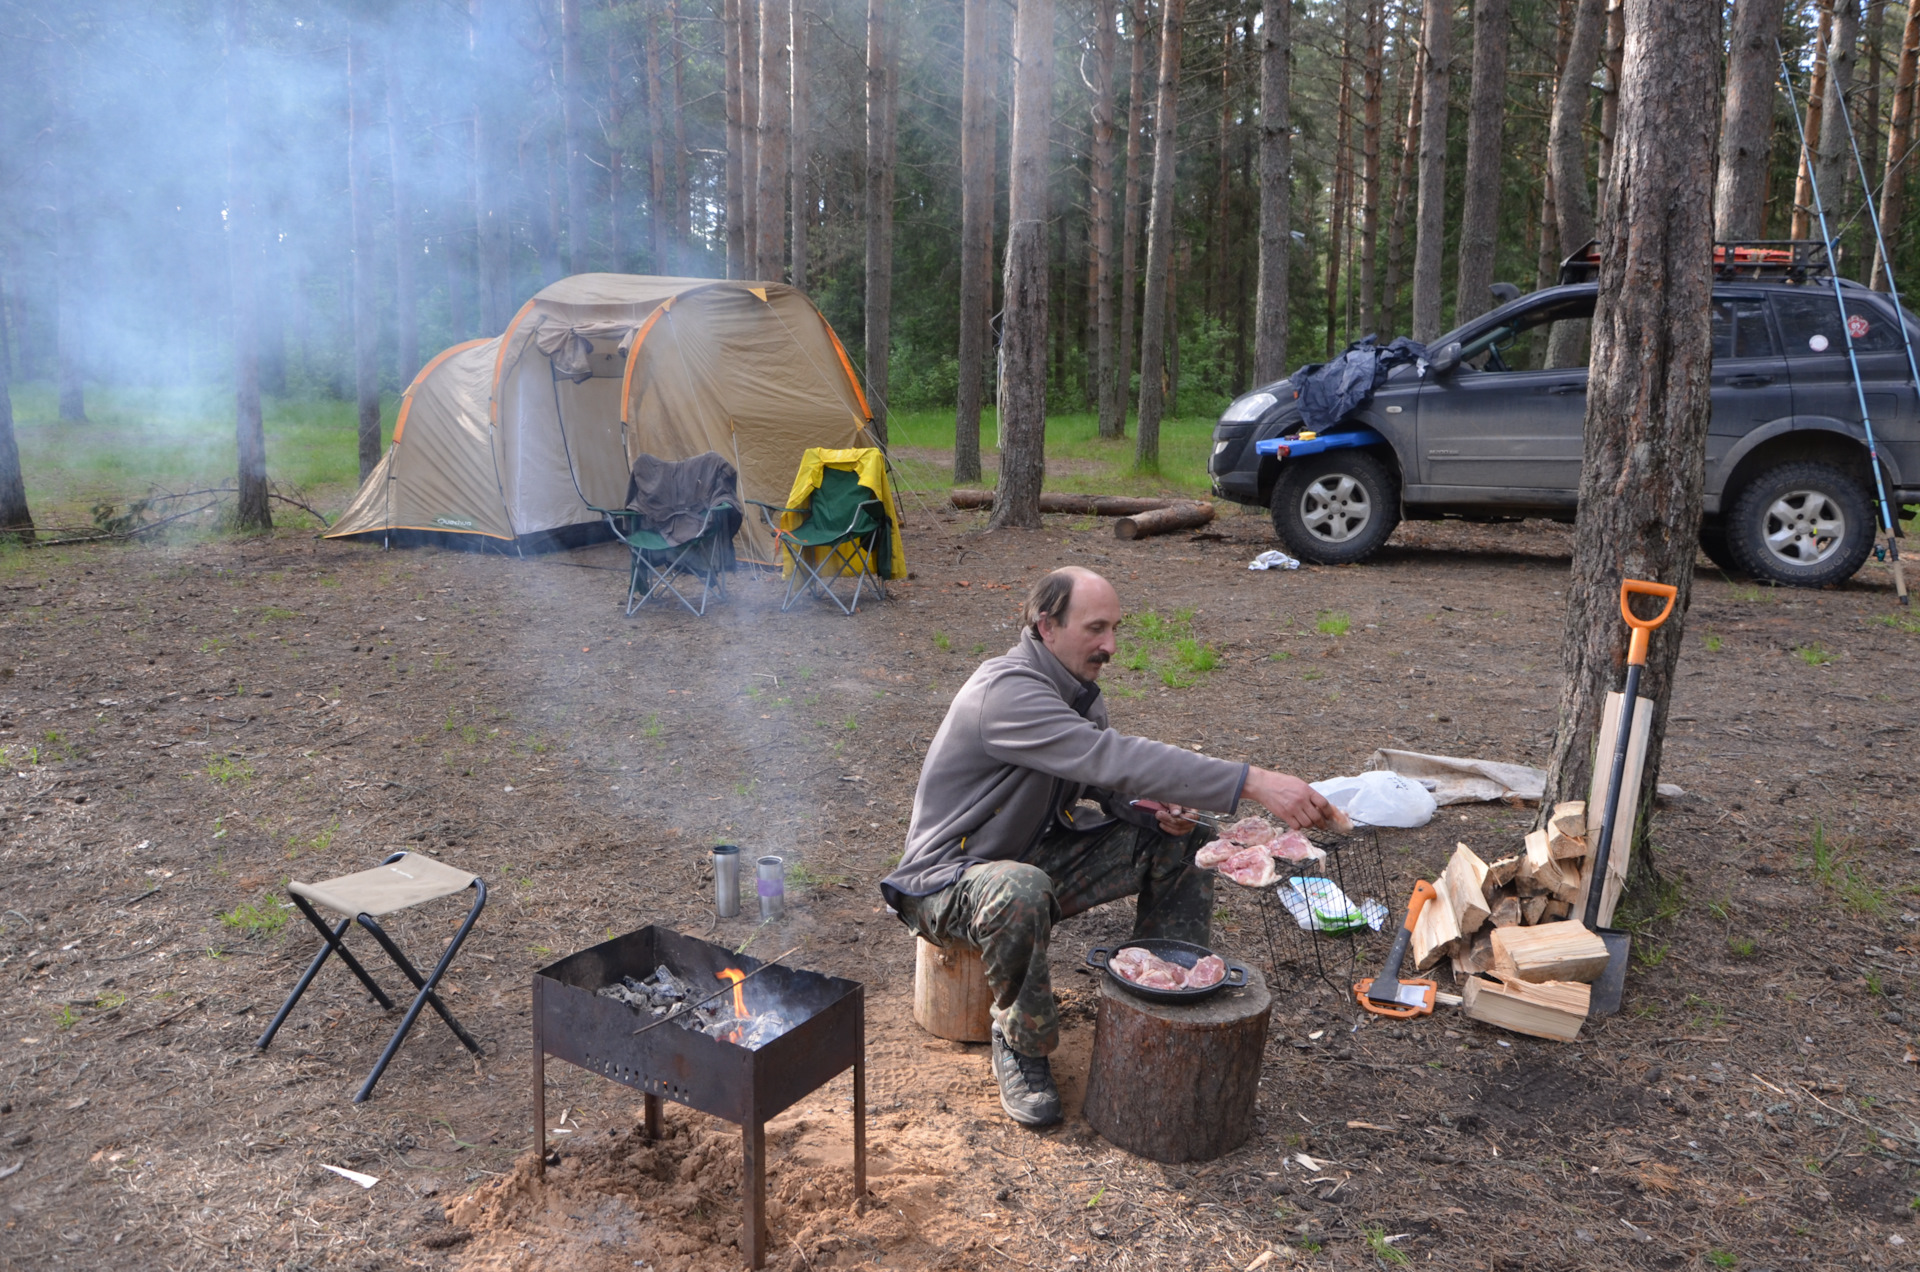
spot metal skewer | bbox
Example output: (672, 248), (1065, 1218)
(628, 946), (804, 1036)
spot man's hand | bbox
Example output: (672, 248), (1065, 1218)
(1154, 804), (1198, 836)
(1243, 767), (1345, 831)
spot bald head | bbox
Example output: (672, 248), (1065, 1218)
(1025, 567), (1121, 681)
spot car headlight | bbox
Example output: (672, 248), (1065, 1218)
(1212, 440), (1231, 455)
(1220, 391), (1277, 423)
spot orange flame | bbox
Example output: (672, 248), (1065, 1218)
(717, 968), (748, 1019)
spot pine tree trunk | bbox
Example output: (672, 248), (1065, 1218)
(1596, 0), (1624, 205)
(1135, 0), (1185, 470)
(1212, 19), (1233, 332)
(227, 0), (270, 532)
(609, 38), (625, 269)
(1092, 0), (1122, 438)
(757, 0), (790, 281)
(0, 323), (28, 539)
(348, 25), (382, 483)
(724, 0), (747, 279)
(1410, 0), (1453, 343)
(472, 0), (514, 333)
(648, 16), (673, 270)
(741, 0), (760, 268)
(1254, 0), (1291, 382)
(1540, 0), (1718, 873)
(539, 138), (567, 285)
(561, 0), (590, 273)
(1357, 0), (1384, 337)
(865, 0), (897, 445)
(989, 0), (1055, 530)
(1793, 4), (1833, 241)
(445, 203), (469, 341)
(954, 0), (994, 483)
(1118, 0), (1153, 412)
(670, 0), (689, 262)
(1324, 9), (1354, 359)
(1382, 36), (1421, 336)
(1863, 1), (1885, 206)
(51, 44), (86, 425)
(1454, 0), (1510, 327)
(1871, 0), (1920, 290)
(388, 72), (419, 388)
(790, 0), (810, 288)
(1817, 1), (1861, 228)
(1716, 0), (1783, 241)
(1544, 0), (1605, 368)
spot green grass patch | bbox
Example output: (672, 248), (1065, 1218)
(1807, 823), (1890, 917)
(932, 631), (950, 651)
(9, 381), (400, 527)
(787, 862), (852, 890)
(221, 894), (289, 936)
(1703, 632), (1723, 652)
(1112, 608), (1221, 690)
(205, 755), (254, 785)
(1793, 642), (1834, 666)
(1364, 1227), (1410, 1266)
(884, 409), (1221, 500)
(1869, 612), (1920, 634)
(1315, 610), (1352, 637)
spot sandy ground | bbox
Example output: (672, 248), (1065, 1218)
(1, 504), (1916, 1271)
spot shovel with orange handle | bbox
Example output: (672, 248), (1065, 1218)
(1584, 578), (1678, 1017)
(1354, 879), (1439, 1018)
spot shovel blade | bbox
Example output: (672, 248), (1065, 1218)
(1587, 929), (1631, 1017)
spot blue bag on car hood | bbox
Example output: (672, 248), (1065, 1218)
(1286, 335), (1426, 434)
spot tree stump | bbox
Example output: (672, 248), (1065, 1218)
(1081, 964), (1271, 1163)
(912, 938), (994, 1042)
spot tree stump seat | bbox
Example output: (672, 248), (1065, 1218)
(912, 936), (994, 1042)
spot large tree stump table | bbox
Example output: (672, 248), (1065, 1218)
(1081, 963), (1272, 1163)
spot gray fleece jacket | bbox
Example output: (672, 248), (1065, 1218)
(879, 629), (1249, 908)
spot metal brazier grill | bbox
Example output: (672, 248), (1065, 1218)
(533, 925), (866, 1270)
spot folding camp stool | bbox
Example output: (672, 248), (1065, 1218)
(257, 851), (486, 1102)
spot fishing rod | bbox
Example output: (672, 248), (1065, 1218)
(1778, 46), (1908, 605)
(1835, 75), (1920, 536)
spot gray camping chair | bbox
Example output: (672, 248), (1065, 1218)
(590, 452), (743, 617)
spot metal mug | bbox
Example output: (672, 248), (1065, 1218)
(712, 844), (742, 918)
(756, 855), (786, 920)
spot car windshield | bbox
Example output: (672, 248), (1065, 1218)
(1452, 296), (1596, 372)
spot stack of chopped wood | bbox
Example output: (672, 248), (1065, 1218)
(1407, 801), (1615, 1042)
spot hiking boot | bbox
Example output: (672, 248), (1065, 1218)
(991, 1027), (1061, 1127)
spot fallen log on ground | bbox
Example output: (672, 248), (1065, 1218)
(1113, 501), (1216, 540)
(948, 490), (1179, 516)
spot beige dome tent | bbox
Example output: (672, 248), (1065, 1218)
(325, 274), (878, 561)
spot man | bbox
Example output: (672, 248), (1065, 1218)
(881, 567), (1338, 1127)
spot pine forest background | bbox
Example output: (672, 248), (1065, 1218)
(2, 1), (1918, 504)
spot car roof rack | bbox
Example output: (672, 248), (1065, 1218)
(1558, 238), (1838, 286)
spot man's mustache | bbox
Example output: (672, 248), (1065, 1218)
(1088, 650), (1111, 665)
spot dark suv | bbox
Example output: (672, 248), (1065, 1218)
(1209, 259), (1920, 587)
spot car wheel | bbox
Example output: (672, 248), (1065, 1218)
(1269, 450), (1400, 565)
(1725, 461), (1875, 587)
(1697, 520), (1740, 576)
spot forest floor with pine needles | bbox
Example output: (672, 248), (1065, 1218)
(1, 501), (1916, 1271)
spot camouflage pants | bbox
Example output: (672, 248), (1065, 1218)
(896, 820), (1213, 1057)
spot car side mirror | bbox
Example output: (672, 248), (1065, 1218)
(1429, 342), (1462, 376)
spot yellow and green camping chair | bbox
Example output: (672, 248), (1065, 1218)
(749, 447), (906, 614)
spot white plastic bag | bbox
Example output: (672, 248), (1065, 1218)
(1309, 770), (1437, 829)
(1247, 549), (1301, 571)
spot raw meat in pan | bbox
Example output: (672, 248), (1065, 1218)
(1110, 946), (1189, 990)
(1186, 954), (1226, 988)
(1217, 844), (1279, 888)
